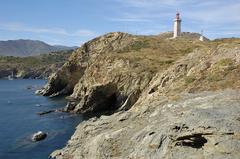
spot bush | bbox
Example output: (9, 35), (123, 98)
(185, 76), (196, 84)
(118, 40), (150, 53)
(216, 58), (234, 67)
(206, 74), (223, 82)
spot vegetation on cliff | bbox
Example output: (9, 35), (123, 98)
(40, 32), (210, 112)
(39, 31), (240, 115)
(38, 32), (240, 159)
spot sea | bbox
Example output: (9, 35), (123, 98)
(0, 79), (83, 159)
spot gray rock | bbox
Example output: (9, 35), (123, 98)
(32, 131), (47, 142)
(50, 90), (240, 159)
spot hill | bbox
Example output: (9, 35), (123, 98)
(0, 49), (73, 79)
(0, 39), (77, 57)
(36, 32), (240, 159)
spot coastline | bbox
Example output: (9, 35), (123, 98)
(2, 32), (240, 158)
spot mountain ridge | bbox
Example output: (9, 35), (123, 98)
(0, 39), (78, 57)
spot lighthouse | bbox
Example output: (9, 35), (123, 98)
(199, 30), (204, 41)
(173, 12), (181, 38)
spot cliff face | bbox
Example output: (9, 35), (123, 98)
(42, 32), (240, 159)
(40, 32), (206, 112)
(41, 32), (133, 96)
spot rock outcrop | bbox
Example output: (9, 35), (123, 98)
(41, 32), (240, 159)
(32, 131), (47, 142)
(41, 32), (134, 96)
(51, 90), (240, 159)
(40, 32), (207, 111)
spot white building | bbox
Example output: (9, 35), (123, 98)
(173, 12), (181, 38)
(199, 30), (204, 41)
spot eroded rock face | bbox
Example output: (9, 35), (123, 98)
(69, 56), (152, 113)
(44, 33), (240, 159)
(40, 32), (156, 112)
(51, 90), (240, 159)
(40, 32), (134, 97)
(40, 32), (215, 112)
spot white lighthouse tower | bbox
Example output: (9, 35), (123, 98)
(173, 12), (182, 38)
(199, 30), (204, 41)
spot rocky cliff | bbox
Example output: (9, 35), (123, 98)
(40, 32), (206, 110)
(40, 32), (240, 159)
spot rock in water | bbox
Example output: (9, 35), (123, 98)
(35, 89), (44, 95)
(37, 110), (55, 115)
(32, 131), (47, 142)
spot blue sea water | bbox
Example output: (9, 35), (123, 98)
(0, 79), (82, 159)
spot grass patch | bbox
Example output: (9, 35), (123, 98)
(162, 60), (175, 64)
(206, 74), (223, 82)
(213, 58), (236, 74)
(185, 76), (196, 84)
(216, 58), (234, 67)
(113, 35), (211, 75)
(118, 40), (150, 53)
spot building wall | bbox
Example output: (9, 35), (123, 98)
(173, 19), (181, 38)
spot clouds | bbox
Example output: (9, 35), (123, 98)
(0, 22), (98, 46)
(114, 0), (184, 8)
(0, 0), (239, 45)
(107, 17), (152, 22)
(106, 0), (240, 38)
(184, 1), (240, 23)
(111, 0), (240, 23)
(0, 22), (97, 37)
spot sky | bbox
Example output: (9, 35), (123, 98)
(0, 0), (240, 46)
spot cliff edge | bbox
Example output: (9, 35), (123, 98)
(39, 32), (240, 159)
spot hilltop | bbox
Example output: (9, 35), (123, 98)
(36, 32), (240, 159)
(0, 39), (77, 57)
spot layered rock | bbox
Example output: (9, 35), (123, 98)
(51, 90), (240, 159)
(41, 32), (134, 96)
(66, 55), (152, 113)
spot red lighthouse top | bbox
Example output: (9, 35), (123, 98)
(176, 12), (180, 20)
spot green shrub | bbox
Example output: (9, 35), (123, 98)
(185, 76), (196, 84)
(119, 40), (150, 53)
(206, 74), (223, 82)
(216, 58), (234, 67)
